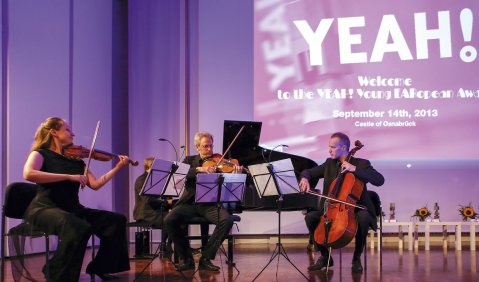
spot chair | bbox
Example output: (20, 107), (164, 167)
(364, 190), (382, 270)
(174, 214), (241, 266)
(1, 182), (95, 282)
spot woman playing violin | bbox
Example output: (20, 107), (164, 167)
(299, 132), (384, 273)
(164, 131), (243, 272)
(23, 117), (130, 281)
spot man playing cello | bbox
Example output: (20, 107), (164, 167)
(299, 132), (385, 273)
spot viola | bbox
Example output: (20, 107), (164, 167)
(63, 144), (139, 166)
(202, 153), (240, 173)
(201, 125), (246, 173)
(313, 140), (365, 249)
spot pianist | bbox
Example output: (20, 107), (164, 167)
(163, 131), (243, 272)
(299, 132), (384, 273)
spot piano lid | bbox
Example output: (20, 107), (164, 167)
(222, 120), (262, 160)
(222, 120), (320, 211)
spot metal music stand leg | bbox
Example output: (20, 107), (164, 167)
(252, 195), (310, 281)
(132, 200), (189, 282)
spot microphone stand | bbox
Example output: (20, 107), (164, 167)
(267, 144), (289, 164)
(158, 138), (179, 162)
(178, 145), (186, 162)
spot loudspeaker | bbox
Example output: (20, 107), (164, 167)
(135, 230), (150, 257)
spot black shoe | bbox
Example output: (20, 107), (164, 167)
(198, 257), (220, 271)
(308, 256), (334, 271)
(351, 259), (363, 273)
(86, 270), (119, 280)
(41, 264), (48, 279)
(86, 264), (120, 280)
(175, 258), (195, 271)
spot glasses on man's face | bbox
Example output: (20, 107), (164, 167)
(200, 144), (213, 149)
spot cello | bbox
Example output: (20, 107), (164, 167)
(313, 140), (366, 249)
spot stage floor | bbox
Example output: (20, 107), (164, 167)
(2, 243), (478, 281)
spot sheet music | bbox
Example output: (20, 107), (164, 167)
(221, 173), (247, 202)
(195, 173), (246, 203)
(248, 158), (299, 197)
(195, 173), (222, 203)
(248, 163), (276, 197)
(271, 158), (300, 195)
(165, 161), (190, 196)
(140, 158), (190, 197)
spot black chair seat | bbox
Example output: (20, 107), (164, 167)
(187, 214), (241, 225)
(231, 214), (241, 222)
(8, 222), (48, 237)
(127, 220), (152, 229)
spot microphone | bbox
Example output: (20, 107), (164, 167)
(268, 144), (289, 164)
(158, 138), (179, 162)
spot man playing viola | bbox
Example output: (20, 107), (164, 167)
(299, 132), (385, 273)
(164, 131), (243, 271)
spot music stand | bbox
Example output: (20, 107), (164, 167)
(248, 158), (310, 281)
(140, 158), (190, 198)
(134, 158), (190, 281)
(194, 173), (246, 273)
(195, 173), (246, 204)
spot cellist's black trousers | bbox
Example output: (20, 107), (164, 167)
(305, 209), (372, 261)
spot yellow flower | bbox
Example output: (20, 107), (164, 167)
(412, 206), (431, 221)
(463, 207), (474, 217)
(458, 203), (477, 221)
(419, 208), (429, 217)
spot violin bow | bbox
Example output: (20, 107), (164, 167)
(81, 121), (101, 190)
(306, 191), (366, 210)
(214, 125), (245, 170)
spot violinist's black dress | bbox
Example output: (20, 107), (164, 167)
(24, 149), (129, 282)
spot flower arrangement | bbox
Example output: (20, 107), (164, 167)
(412, 206), (431, 221)
(458, 203), (477, 221)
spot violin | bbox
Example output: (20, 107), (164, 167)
(202, 153), (240, 173)
(313, 140), (365, 249)
(63, 144), (139, 166)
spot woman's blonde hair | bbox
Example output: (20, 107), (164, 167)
(30, 117), (65, 152)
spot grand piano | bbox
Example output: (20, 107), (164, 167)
(222, 120), (320, 212)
